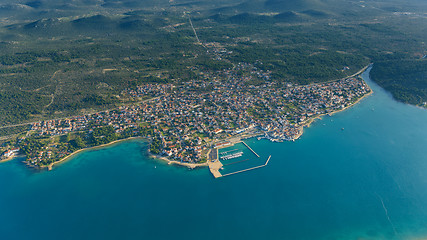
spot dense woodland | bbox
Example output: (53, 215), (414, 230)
(0, 0), (426, 130)
(370, 59), (427, 106)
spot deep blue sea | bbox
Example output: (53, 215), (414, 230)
(1, 68), (427, 240)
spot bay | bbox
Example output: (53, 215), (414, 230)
(1, 67), (427, 240)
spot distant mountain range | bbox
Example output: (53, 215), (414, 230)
(1, 0), (426, 21)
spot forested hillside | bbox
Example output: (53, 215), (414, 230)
(370, 60), (427, 106)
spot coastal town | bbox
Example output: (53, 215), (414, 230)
(1, 63), (371, 169)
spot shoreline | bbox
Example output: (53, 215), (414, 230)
(45, 137), (144, 170)
(45, 135), (208, 171)
(0, 156), (15, 163)
(149, 154), (208, 169)
(0, 154), (25, 164)
(22, 66), (373, 171)
(294, 85), (374, 140)
(216, 86), (372, 146)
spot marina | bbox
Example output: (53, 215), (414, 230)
(219, 149), (239, 155)
(209, 140), (269, 178)
(220, 151), (243, 160)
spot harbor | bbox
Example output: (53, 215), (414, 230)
(208, 140), (270, 178)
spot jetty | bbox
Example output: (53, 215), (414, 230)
(221, 155), (271, 178)
(242, 141), (260, 158)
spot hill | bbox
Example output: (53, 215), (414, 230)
(370, 60), (427, 107)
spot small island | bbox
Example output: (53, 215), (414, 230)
(1, 63), (371, 172)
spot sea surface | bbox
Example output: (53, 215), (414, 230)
(1, 67), (427, 240)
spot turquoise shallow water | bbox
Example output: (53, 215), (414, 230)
(1, 68), (427, 240)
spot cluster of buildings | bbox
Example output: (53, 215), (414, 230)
(122, 83), (173, 99)
(30, 109), (142, 136)
(27, 150), (54, 165)
(1, 147), (20, 160)
(23, 62), (370, 166)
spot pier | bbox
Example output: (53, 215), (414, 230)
(220, 155), (271, 178)
(220, 149), (238, 155)
(208, 160), (223, 178)
(220, 151), (243, 160)
(242, 141), (260, 158)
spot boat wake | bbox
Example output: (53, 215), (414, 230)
(375, 193), (398, 236)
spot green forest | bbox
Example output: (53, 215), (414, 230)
(370, 60), (427, 106)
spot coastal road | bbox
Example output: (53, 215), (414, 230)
(308, 63), (371, 86)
